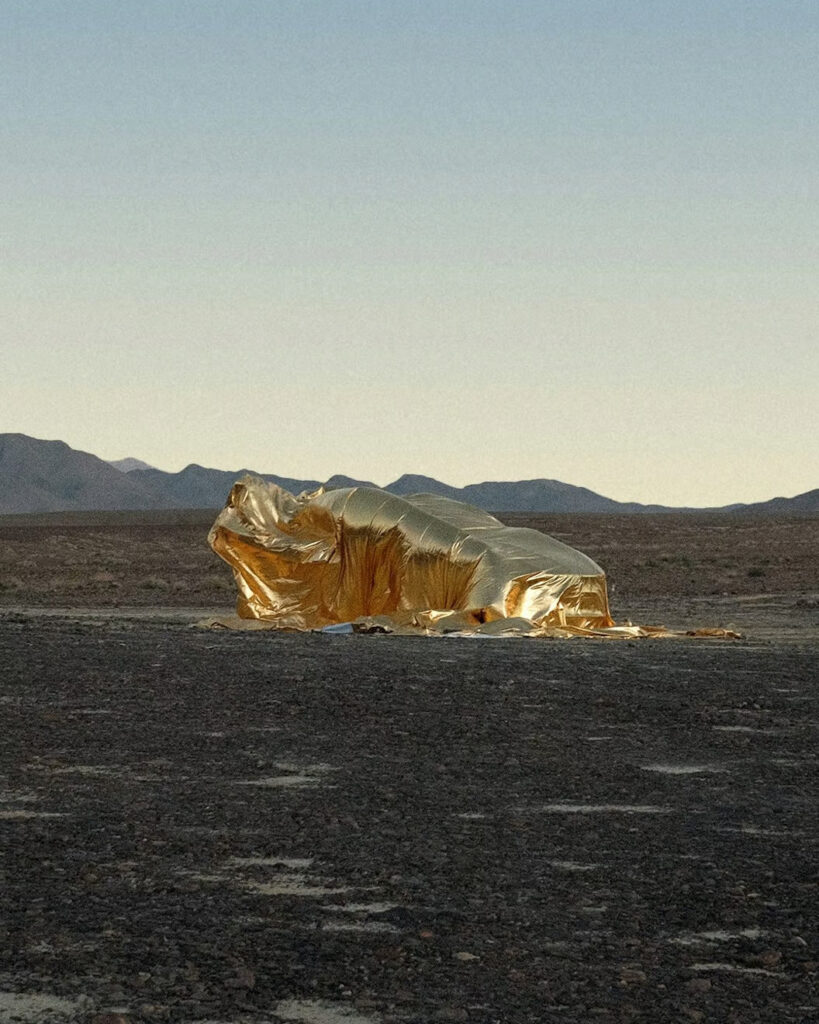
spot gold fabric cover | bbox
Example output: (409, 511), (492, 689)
(208, 476), (615, 633)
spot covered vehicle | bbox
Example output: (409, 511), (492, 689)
(208, 476), (616, 634)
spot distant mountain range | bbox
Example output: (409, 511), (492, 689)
(1, 433), (816, 516)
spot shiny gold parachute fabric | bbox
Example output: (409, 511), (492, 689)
(208, 476), (617, 635)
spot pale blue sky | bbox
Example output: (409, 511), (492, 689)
(2, 1), (817, 504)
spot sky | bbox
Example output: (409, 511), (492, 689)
(2, 0), (817, 506)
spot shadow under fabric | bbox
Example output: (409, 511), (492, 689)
(208, 476), (614, 635)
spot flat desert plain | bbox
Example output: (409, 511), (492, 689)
(0, 512), (817, 1024)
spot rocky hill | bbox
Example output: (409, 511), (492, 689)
(0, 434), (167, 514)
(730, 488), (819, 515)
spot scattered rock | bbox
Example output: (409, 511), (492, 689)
(750, 949), (782, 968)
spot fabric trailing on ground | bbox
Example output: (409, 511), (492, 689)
(207, 477), (737, 639)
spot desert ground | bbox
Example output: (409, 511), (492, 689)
(0, 512), (817, 1023)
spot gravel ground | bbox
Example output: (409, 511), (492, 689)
(1, 613), (817, 1023)
(1, 513), (817, 610)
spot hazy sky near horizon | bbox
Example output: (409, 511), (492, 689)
(2, 0), (817, 505)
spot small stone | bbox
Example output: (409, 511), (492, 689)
(686, 978), (712, 993)
(752, 949), (782, 968)
(681, 1008), (705, 1022)
(619, 967), (647, 984)
(376, 945), (402, 961)
(232, 963), (256, 988)
(453, 951), (479, 962)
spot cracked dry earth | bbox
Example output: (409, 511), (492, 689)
(0, 616), (817, 1024)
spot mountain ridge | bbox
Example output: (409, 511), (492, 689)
(1, 434), (815, 515)
(107, 457), (154, 473)
(0, 434), (168, 515)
